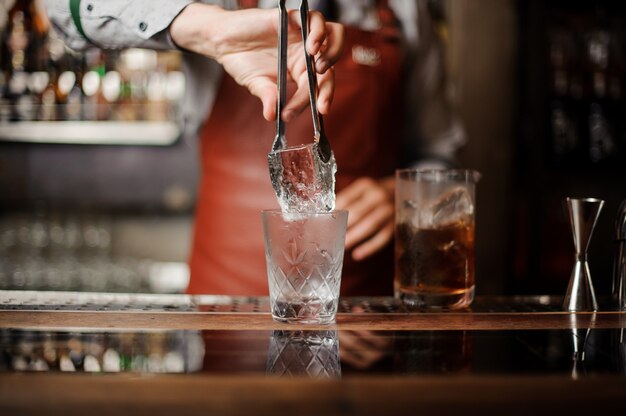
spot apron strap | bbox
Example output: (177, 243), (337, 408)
(376, 0), (400, 30)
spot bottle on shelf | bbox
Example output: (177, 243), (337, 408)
(548, 26), (580, 163)
(64, 57), (84, 121)
(81, 72), (100, 121)
(585, 10), (618, 164)
(0, 71), (9, 121)
(79, 49), (103, 121)
(101, 69), (121, 120)
(9, 70), (36, 121)
(56, 54), (84, 121)
(2, 0), (50, 121)
(38, 64), (58, 121)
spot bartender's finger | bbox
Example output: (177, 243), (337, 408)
(282, 71), (313, 121)
(352, 221), (394, 261)
(317, 68), (334, 114)
(345, 204), (393, 249)
(282, 65), (333, 120)
(286, 9), (321, 53)
(285, 57), (334, 115)
(337, 178), (387, 227)
(336, 178), (374, 211)
(304, 11), (327, 56)
(345, 201), (392, 244)
(316, 23), (344, 74)
(288, 10), (344, 73)
(287, 9), (328, 56)
(250, 79), (278, 121)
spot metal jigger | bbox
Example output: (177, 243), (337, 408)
(563, 197), (604, 312)
(569, 313), (594, 379)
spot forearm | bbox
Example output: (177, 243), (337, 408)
(44, 0), (195, 50)
(169, 3), (224, 57)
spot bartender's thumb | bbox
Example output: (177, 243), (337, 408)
(251, 82), (278, 121)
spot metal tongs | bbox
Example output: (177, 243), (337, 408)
(267, 0), (336, 214)
(272, 0), (332, 163)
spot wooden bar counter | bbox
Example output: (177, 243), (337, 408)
(1, 291), (625, 415)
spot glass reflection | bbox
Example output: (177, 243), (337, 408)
(568, 313), (595, 379)
(339, 330), (392, 372)
(614, 328), (626, 375)
(266, 330), (341, 378)
(570, 327), (592, 379)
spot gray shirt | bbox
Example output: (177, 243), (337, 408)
(44, 0), (465, 165)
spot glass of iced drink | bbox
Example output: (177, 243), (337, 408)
(262, 210), (348, 324)
(395, 169), (481, 310)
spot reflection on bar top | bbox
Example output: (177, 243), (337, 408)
(0, 327), (624, 377)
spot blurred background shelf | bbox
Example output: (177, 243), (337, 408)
(0, 120), (181, 145)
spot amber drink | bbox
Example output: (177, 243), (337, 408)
(395, 169), (480, 310)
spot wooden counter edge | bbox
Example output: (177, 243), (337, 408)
(1, 309), (625, 330)
(1, 373), (626, 416)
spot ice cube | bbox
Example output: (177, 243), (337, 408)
(429, 187), (474, 227)
(268, 142), (337, 219)
(399, 199), (422, 227)
(403, 200), (419, 210)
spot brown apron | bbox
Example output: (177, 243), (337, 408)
(188, 2), (404, 296)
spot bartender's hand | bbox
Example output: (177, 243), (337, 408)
(169, 3), (344, 121)
(336, 176), (395, 261)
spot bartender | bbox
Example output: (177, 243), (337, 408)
(44, 0), (464, 296)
